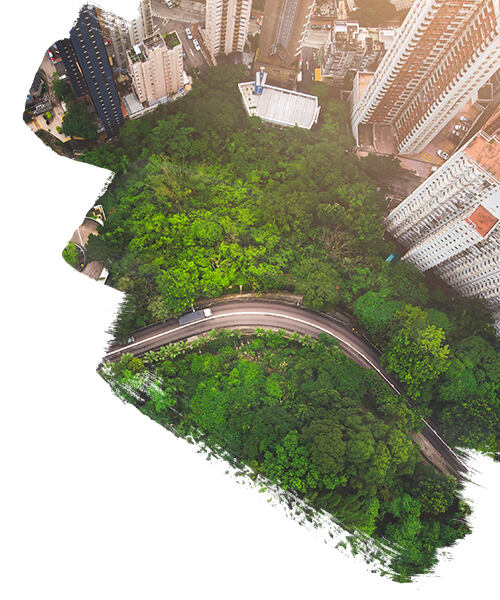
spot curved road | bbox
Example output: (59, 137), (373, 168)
(104, 299), (468, 478)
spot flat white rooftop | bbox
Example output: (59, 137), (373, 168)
(122, 92), (144, 115)
(238, 82), (320, 129)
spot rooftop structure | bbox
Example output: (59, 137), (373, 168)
(323, 23), (398, 85)
(238, 80), (320, 129)
(351, 0), (500, 155)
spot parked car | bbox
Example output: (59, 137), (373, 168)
(193, 38), (201, 51)
(454, 124), (467, 132)
(460, 116), (472, 125)
(48, 50), (55, 62)
(437, 149), (449, 160)
(185, 27), (193, 40)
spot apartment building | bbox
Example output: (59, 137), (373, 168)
(96, 8), (132, 70)
(351, 0), (500, 154)
(386, 111), (500, 331)
(255, 0), (315, 88)
(57, 37), (88, 97)
(128, 32), (184, 105)
(129, 0), (154, 45)
(205, 0), (252, 58)
(57, 5), (124, 137)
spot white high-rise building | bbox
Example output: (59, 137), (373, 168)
(351, 0), (500, 154)
(205, 0), (252, 58)
(128, 32), (184, 105)
(386, 111), (500, 331)
(130, 0), (154, 45)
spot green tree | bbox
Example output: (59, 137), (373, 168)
(62, 241), (79, 268)
(382, 306), (451, 400)
(62, 100), (97, 141)
(292, 257), (342, 310)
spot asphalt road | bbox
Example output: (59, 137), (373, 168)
(104, 299), (468, 478)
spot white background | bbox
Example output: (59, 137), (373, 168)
(1, 1), (499, 598)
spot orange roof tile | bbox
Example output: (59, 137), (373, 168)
(465, 204), (498, 238)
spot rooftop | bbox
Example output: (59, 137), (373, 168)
(464, 124), (500, 181)
(238, 82), (320, 129)
(143, 33), (166, 51)
(122, 92), (144, 115)
(128, 45), (146, 63)
(162, 31), (181, 50)
(465, 204), (498, 238)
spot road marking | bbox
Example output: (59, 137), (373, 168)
(105, 310), (466, 470)
(106, 311), (399, 392)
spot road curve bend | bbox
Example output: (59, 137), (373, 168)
(104, 299), (468, 478)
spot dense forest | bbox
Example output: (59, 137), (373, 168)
(83, 65), (499, 458)
(104, 330), (471, 580)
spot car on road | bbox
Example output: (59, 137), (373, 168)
(193, 38), (201, 51)
(178, 307), (212, 325)
(48, 50), (55, 62)
(460, 116), (472, 125)
(437, 149), (449, 160)
(185, 27), (193, 40)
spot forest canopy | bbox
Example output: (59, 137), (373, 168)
(84, 65), (499, 457)
(104, 330), (471, 581)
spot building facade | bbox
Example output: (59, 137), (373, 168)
(255, 0), (315, 87)
(57, 5), (124, 137)
(128, 32), (184, 105)
(129, 0), (154, 45)
(96, 8), (132, 70)
(57, 37), (88, 97)
(386, 112), (500, 331)
(205, 0), (252, 58)
(351, 0), (500, 154)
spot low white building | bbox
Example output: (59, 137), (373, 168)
(238, 78), (320, 129)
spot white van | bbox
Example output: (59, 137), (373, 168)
(193, 38), (201, 51)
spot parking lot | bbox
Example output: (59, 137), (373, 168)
(403, 103), (481, 170)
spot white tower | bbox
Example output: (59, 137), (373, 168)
(205, 0), (253, 58)
(351, 0), (500, 154)
(386, 111), (500, 331)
